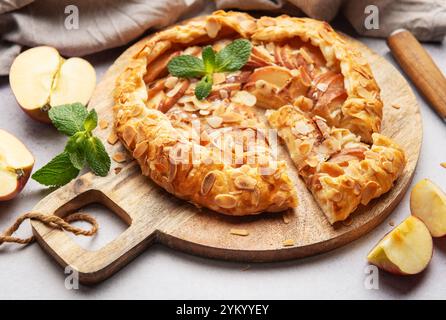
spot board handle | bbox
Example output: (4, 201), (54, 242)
(387, 29), (446, 120)
(31, 164), (157, 284)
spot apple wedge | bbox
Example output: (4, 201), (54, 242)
(9, 46), (96, 123)
(247, 66), (293, 89)
(367, 216), (433, 275)
(411, 179), (446, 237)
(0, 130), (34, 201)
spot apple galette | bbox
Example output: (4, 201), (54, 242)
(113, 11), (406, 222)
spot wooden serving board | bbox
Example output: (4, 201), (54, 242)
(30, 35), (422, 284)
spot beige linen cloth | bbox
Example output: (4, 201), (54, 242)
(1, 0), (445, 75)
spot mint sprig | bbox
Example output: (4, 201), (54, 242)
(167, 39), (252, 100)
(32, 104), (111, 187)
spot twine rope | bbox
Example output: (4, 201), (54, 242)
(0, 212), (98, 246)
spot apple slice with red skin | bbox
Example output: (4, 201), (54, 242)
(0, 129), (34, 201)
(247, 66), (293, 89)
(411, 179), (446, 237)
(9, 46), (96, 124)
(367, 216), (433, 275)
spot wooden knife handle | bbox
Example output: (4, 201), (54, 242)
(387, 29), (446, 120)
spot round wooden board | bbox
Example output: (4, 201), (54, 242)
(31, 33), (421, 284)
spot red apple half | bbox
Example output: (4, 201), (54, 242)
(0, 129), (35, 201)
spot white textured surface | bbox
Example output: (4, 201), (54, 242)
(0, 35), (445, 300)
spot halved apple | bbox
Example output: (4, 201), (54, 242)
(367, 216), (433, 275)
(9, 46), (96, 123)
(411, 179), (446, 237)
(0, 130), (34, 201)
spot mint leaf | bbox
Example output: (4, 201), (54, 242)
(167, 55), (206, 78)
(32, 152), (80, 187)
(85, 137), (111, 177)
(202, 46), (216, 74)
(195, 74), (213, 100)
(65, 133), (86, 170)
(49, 103), (88, 136)
(84, 109), (98, 132)
(68, 149), (85, 170)
(215, 39), (252, 72)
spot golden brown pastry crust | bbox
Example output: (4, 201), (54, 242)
(113, 10), (403, 220)
(267, 104), (405, 223)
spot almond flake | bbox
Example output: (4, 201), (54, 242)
(391, 104), (401, 109)
(221, 112), (243, 123)
(231, 91), (257, 107)
(164, 76), (179, 89)
(99, 119), (109, 130)
(199, 109), (211, 116)
(234, 175), (257, 190)
(107, 131), (119, 145)
(441, 162), (446, 169)
(215, 194), (237, 209)
(166, 81), (184, 98)
(316, 83), (328, 92)
(112, 152), (127, 163)
(293, 121), (314, 135)
(207, 116), (223, 128)
(213, 72), (226, 85)
(283, 239), (294, 247)
(114, 167), (122, 174)
(219, 89), (229, 99)
(205, 17), (221, 38)
(230, 228), (249, 236)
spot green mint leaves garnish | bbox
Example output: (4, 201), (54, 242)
(214, 39), (252, 72)
(48, 102), (88, 136)
(167, 39), (252, 100)
(31, 152), (81, 187)
(32, 103), (111, 187)
(195, 74), (213, 100)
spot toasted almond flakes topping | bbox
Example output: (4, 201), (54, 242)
(283, 239), (294, 247)
(201, 172), (216, 195)
(391, 104), (401, 109)
(113, 152), (127, 163)
(207, 116), (223, 128)
(316, 83), (328, 92)
(213, 72), (226, 85)
(230, 228), (249, 236)
(231, 91), (257, 107)
(234, 175), (257, 190)
(107, 131), (119, 145)
(99, 119), (109, 129)
(215, 194), (237, 209)
(164, 76), (179, 89)
(205, 17), (221, 38)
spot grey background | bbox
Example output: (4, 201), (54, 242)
(0, 24), (446, 299)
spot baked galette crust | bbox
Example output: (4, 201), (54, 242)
(113, 10), (405, 221)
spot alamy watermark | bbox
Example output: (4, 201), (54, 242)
(364, 265), (379, 290)
(64, 5), (79, 30)
(364, 5), (380, 30)
(64, 265), (79, 290)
